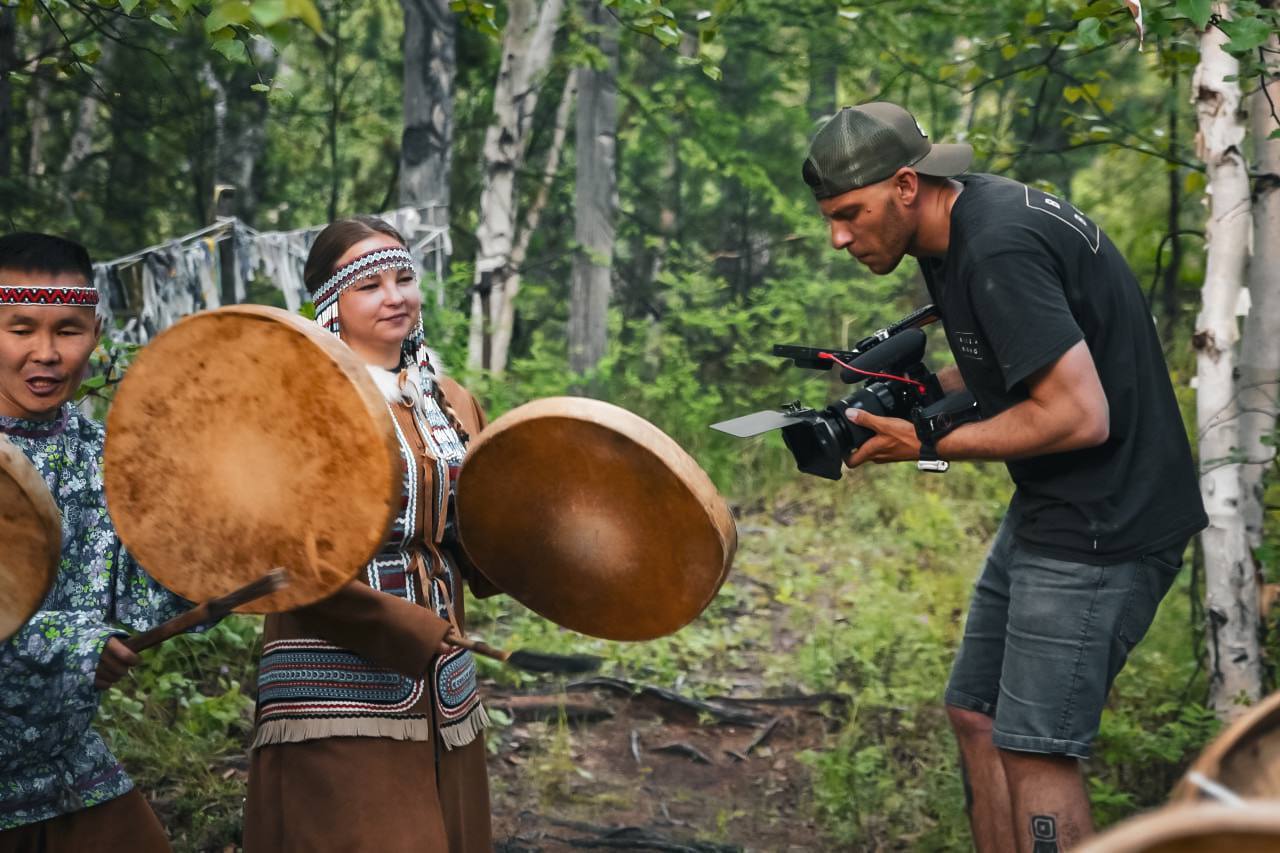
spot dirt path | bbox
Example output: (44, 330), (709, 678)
(485, 678), (842, 851)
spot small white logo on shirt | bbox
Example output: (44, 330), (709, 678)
(955, 331), (985, 361)
(1025, 186), (1101, 253)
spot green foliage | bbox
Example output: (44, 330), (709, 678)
(1219, 11), (1276, 56)
(9, 0), (321, 79)
(449, 0), (499, 37)
(98, 616), (262, 850)
(1175, 0), (1213, 31)
(780, 467), (998, 847)
(75, 337), (140, 419)
(1077, 16), (1107, 50)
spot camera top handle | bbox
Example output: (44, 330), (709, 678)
(771, 304), (941, 374)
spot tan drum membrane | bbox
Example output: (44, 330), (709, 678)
(0, 437), (60, 641)
(1075, 803), (1280, 852)
(104, 305), (401, 612)
(456, 396), (736, 641)
(1171, 690), (1280, 801)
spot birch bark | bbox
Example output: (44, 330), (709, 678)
(468, 0), (565, 371)
(1192, 2), (1261, 717)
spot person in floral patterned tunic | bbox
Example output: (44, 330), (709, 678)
(0, 233), (188, 853)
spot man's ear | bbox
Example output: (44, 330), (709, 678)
(893, 167), (921, 205)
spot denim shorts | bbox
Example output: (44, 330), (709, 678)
(943, 511), (1183, 759)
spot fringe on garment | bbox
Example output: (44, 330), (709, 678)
(438, 702), (491, 751)
(251, 716), (433, 750)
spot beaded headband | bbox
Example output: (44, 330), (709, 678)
(0, 284), (99, 307)
(312, 246), (432, 380)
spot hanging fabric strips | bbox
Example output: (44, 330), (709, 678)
(90, 206), (448, 347)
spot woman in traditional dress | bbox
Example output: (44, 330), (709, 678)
(243, 217), (498, 853)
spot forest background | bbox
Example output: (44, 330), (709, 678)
(2, 0), (1279, 849)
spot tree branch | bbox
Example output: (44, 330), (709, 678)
(1147, 228), (1206, 308)
(34, 0), (107, 100)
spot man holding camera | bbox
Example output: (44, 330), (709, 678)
(802, 102), (1206, 851)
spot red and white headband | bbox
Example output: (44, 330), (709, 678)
(0, 284), (99, 307)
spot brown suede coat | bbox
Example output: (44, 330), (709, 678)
(243, 378), (496, 853)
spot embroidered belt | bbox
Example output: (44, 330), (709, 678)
(256, 639), (425, 722)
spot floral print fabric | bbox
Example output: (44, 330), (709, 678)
(0, 405), (187, 830)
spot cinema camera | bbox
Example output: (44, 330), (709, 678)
(711, 305), (979, 480)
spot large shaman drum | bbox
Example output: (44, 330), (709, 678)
(0, 437), (60, 642)
(104, 305), (401, 612)
(455, 396), (737, 641)
(1074, 803), (1280, 852)
(1171, 690), (1280, 801)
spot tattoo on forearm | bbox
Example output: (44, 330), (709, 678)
(1031, 815), (1059, 852)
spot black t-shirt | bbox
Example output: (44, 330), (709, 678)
(919, 174), (1207, 564)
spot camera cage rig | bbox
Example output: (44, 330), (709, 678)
(710, 304), (972, 480)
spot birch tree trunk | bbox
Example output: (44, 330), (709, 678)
(221, 40), (276, 224)
(399, 0), (455, 229)
(1238, 6), (1280, 556)
(488, 69), (576, 377)
(61, 88), (102, 181)
(324, 3), (348, 223)
(644, 33), (694, 296)
(567, 0), (619, 375)
(468, 0), (564, 371)
(1192, 3), (1261, 718)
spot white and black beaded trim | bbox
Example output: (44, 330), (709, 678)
(313, 247), (417, 310)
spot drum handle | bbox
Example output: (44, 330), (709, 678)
(443, 630), (511, 663)
(442, 628), (602, 675)
(124, 569), (288, 654)
(417, 554), (599, 674)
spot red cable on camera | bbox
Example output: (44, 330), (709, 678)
(818, 352), (928, 395)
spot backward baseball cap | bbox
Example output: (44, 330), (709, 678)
(802, 102), (973, 199)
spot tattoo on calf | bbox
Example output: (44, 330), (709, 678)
(1031, 815), (1059, 853)
(959, 758), (974, 816)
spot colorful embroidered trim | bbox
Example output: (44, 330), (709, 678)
(433, 645), (490, 750)
(256, 638), (425, 722)
(434, 647), (481, 721)
(0, 285), (99, 306)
